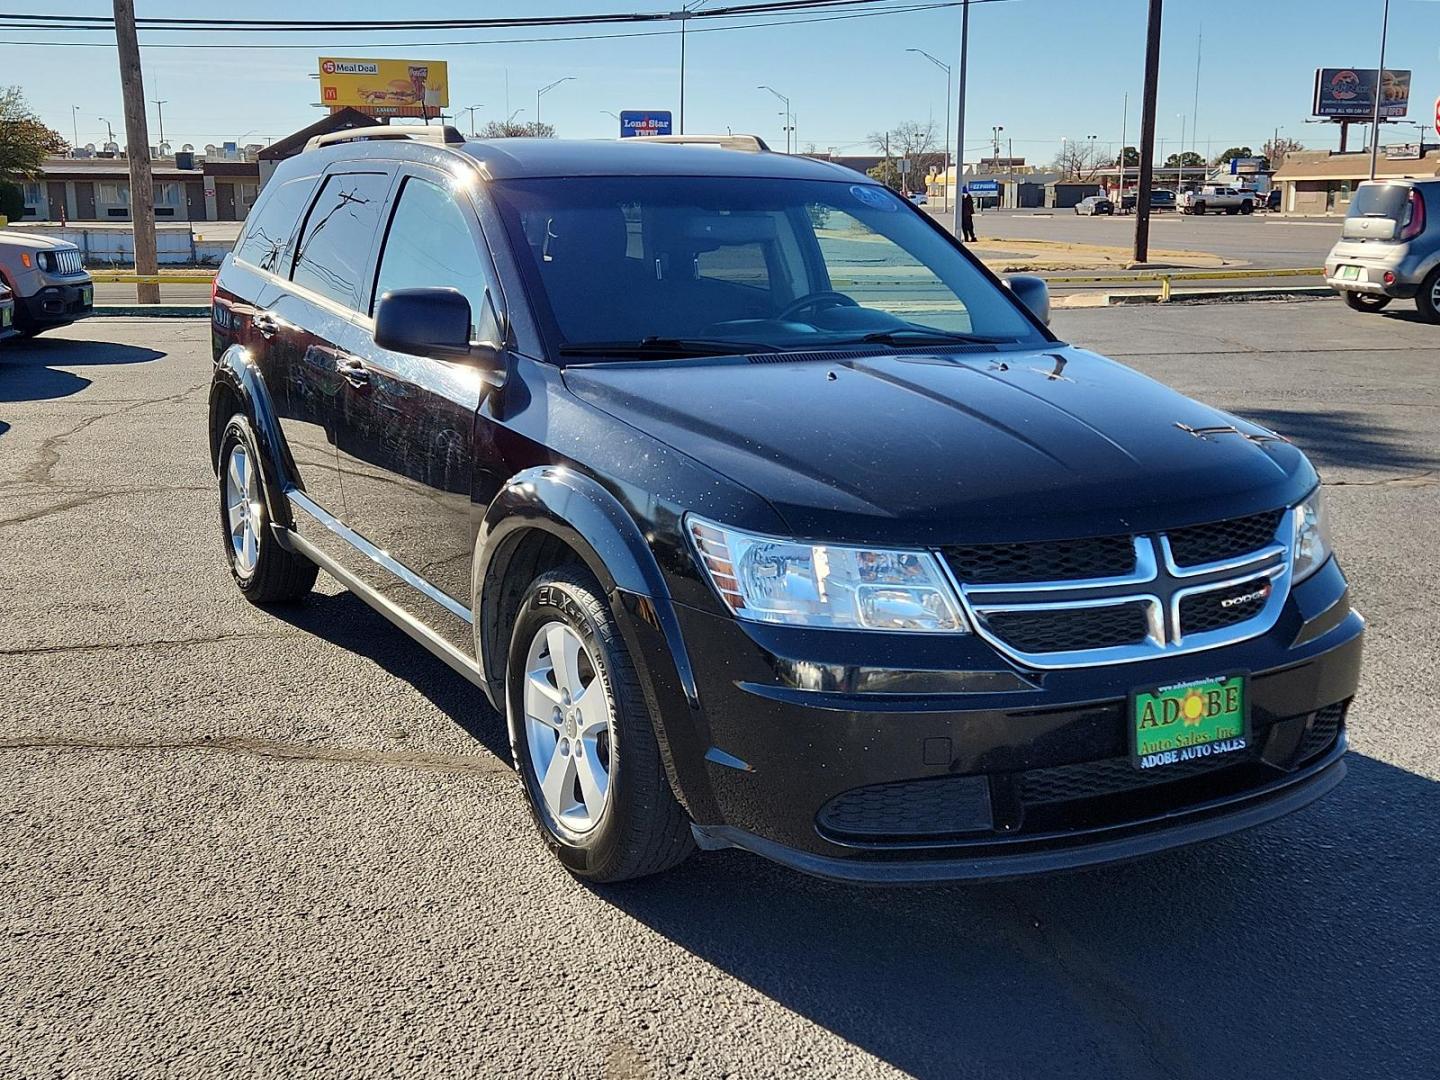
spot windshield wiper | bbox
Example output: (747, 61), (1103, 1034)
(844, 328), (1015, 347)
(558, 336), (778, 358)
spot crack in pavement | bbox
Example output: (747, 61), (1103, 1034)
(0, 485), (212, 528)
(0, 734), (511, 777)
(1326, 470), (1437, 488)
(0, 630), (288, 658)
(18, 381), (208, 485)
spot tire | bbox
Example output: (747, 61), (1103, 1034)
(1343, 291), (1392, 313)
(1192, 202), (1206, 216)
(1415, 267), (1440, 323)
(217, 413), (317, 604)
(506, 565), (693, 883)
(1240, 201), (1254, 215)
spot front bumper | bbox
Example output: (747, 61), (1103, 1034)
(651, 557), (1362, 883)
(15, 277), (94, 328)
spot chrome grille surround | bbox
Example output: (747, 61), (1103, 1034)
(945, 510), (1294, 669)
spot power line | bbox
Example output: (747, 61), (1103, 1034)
(0, 0), (1012, 49)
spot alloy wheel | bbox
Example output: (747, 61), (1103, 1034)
(523, 621), (614, 833)
(224, 442), (262, 575)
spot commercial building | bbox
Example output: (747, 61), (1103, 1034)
(1271, 149), (1440, 215)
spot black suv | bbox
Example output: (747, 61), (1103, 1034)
(209, 129), (1361, 884)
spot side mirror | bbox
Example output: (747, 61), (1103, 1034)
(375, 287), (475, 361)
(1004, 274), (1051, 326)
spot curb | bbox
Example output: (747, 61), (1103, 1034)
(1103, 286), (1334, 306)
(93, 304), (210, 318)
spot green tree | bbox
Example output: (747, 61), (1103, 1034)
(1213, 146), (1253, 166)
(1164, 151), (1205, 168)
(0, 86), (66, 182)
(478, 119), (556, 138)
(866, 159), (902, 190)
(1114, 146), (1140, 167)
(0, 180), (23, 220)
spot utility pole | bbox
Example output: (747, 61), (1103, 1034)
(151, 98), (166, 151)
(1133, 0), (1163, 265)
(908, 50), (951, 212)
(113, 0), (158, 305)
(1119, 92), (1128, 203)
(464, 104), (483, 137)
(1368, 0), (1391, 180)
(71, 105), (80, 152)
(952, 0), (970, 238)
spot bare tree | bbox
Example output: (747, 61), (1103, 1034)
(479, 119), (556, 139)
(1052, 140), (1105, 181)
(867, 120), (937, 192)
(1261, 135), (1305, 171)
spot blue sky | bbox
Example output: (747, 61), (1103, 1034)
(7, 1), (1439, 162)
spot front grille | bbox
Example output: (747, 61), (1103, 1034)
(49, 249), (84, 276)
(817, 775), (993, 841)
(1296, 703), (1343, 764)
(943, 535), (1135, 585)
(1179, 576), (1272, 635)
(1167, 509), (1284, 567)
(982, 602), (1149, 653)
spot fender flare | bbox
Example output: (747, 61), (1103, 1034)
(473, 466), (718, 822)
(209, 343), (296, 529)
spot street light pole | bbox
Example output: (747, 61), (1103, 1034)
(757, 85), (791, 153)
(1368, 0), (1391, 181)
(536, 76), (575, 126)
(71, 105), (80, 152)
(907, 48), (952, 212)
(99, 116), (115, 145)
(151, 98), (166, 151)
(464, 104), (484, 137)
(952, 0), (970, 238)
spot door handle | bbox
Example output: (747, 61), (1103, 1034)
(336, 356), (370, 389)
(252, 311), (279, 339)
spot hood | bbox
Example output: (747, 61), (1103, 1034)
(562, 347), (1316, 547)
(0, 231), (79, 253)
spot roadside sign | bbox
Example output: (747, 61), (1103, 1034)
(967, 179), (1000, 193)
(318, 57), (448, 117)
(1434, 96), (1440, 138)
(1312, 67), (1411, 119)
(619, 110), (673, 138)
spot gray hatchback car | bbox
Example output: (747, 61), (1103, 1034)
(1325, 178), (1440, 320)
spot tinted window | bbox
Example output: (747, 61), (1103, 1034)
(1347, 183), (1409, 220)
(373, 175), (495, 340)
(233, 175), (318, 274)
(489, 176), (1045, 353)
(290, 172), (391, 310)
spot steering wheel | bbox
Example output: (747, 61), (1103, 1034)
(776, 291), (860, 322)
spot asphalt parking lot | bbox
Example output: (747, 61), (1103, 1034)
(2, 300), (1437, 1079)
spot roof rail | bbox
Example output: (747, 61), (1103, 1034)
(304, 125), (466, 153)
(638, 133), (771, 152)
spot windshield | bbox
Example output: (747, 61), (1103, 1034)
(1347, 183), (1409, 220)
(487, 175), (1049, 357)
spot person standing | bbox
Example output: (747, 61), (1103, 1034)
(960, 188), (977, 243)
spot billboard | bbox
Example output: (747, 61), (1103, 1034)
(319, 58), (449, 117)
(619, 110), (673, 138)
(1312, 67), (1411, 119)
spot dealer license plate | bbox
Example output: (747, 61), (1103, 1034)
(82, 284), (93, 307)
(1, 307), (10, 328)
(1338, 265), (1362, 281)
(1132, 674), (1248, 770)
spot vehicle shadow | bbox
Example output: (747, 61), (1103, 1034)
(596, 753), (1437, 1079)
(1241, 406), (1439, 475)
(0, 338), (165, 405)
(266, 588), (510, 760)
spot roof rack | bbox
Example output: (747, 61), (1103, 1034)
(304, 125), (466, 153)
(637, 133), (771, 152)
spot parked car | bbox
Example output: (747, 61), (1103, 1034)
(908, 191), (928, 206)
(1119, 190), (1177, 213)
(1179, 185), (1256, 216)
(209, 128), (1361, 884)
(1325, 178), (1440, 320)
(0, 280), (16, 343)
(0, 231), (94, 337)
(1075, 195), (1114, 216)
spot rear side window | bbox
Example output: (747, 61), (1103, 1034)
(372, 175), (495, 340)
(290, 172), (392, 311)
(232, 175), (317, 274)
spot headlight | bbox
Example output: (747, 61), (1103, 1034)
(35, 251), (55, 273)
(1292, 487), (1332, 582)
(688, 516), (968, 633)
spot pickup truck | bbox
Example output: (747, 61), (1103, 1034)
(1179, 185), (1256, 216)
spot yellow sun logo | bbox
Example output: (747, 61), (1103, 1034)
(1181, 689), (1207, 726)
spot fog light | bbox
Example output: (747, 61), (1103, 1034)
(1383, 271), (1396, 286)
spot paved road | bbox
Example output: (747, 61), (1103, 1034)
(2, 301), (1436, 1079)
